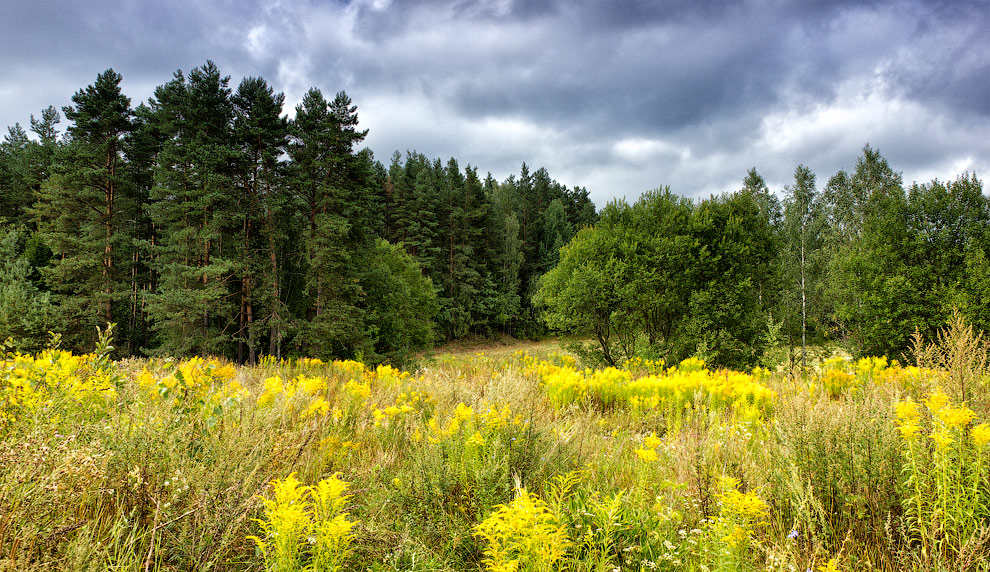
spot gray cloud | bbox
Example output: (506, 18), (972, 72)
(1, 0), (987, 207)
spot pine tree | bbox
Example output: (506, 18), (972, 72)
(0, 125), (37, 224)
(34, 70), (137, 350)
(232, 76), (289, 362)
(0, 223), (63, 352)
(146, 62), (239, 356)
(287, 88), (372, 358)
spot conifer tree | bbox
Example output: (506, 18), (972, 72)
(232, 76), (289, 362)
(34, 69), (137, 349)
(0, 125), (37, 225)
(287, 88), (372, 357)
(146, 62), (239, 356)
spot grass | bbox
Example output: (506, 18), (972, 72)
(1, 327), (989, 572)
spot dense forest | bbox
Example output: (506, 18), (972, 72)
(0, 64), (596, 363)
(1, 63), (987, 369)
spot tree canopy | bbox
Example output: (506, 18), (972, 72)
(0, 64), (596, 364)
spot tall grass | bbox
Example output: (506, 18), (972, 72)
(1, 319), (989, 571)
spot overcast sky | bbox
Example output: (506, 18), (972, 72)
(2, 0), (988, 207)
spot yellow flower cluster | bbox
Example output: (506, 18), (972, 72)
(533, 357), (776, 418)
(424, 402), (527, 447)
(364, 363), (410, 386)
(817, 368), (857, 398)
(343, 379), (371, 401)
(972, 423), (990, 448)
(895, 388), (985, 450)
(474, 487), (570, 572)
(136, 357), (243, 407)
(815, 356), (942, 397)
(715, 477), (769, 549)
(248, 472), (357, 572)
(372, 403), (415, 427)
(622, 356), (666, 376)
(427, 402), (475, 442)
(332, 359), (366, 379)
(257, 373), (342, 421)
(1, 350), (115, 428)
(634, 432), (662, 462)
(895, 400), (922, 439)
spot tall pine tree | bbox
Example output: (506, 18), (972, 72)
(146, 62), (239, 356)
(34, 69), (137, 349)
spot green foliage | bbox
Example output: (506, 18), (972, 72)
(822, 147), (990, 359)
(539, 186), (777, 369)
(361, 239), (439, 364)
(537, 225), (627, 365)
(780, 165), (825, 368)
(33, 69), (138, 351)
(0, 62), (600, 359)
(474, 487), (571, 572)
(231, 75), (291, 363)
(145, 62), (240, 357)
(11, 61), (990, 378)
(2, 325), (990, 571)
(0, 223), (63, 352)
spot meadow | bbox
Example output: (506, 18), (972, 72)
(1, 320), (989, 572)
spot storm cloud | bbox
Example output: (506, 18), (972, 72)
(1, 0), (987, 205)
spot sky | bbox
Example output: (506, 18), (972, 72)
(1, 0), (988, 207)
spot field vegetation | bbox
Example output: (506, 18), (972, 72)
(2, 315), (989, 571)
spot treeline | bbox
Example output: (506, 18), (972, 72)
(539, 147), (988, 369)
(0, 63), (596, 363)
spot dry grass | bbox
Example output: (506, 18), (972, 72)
(1, 327), (989, 571)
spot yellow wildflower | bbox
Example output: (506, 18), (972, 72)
(898, 424), (921, 440)
(924, 388), (950, 415)
(634, 448), (658, 462)
(258, 376), (285, 406)
(894, 400), (920, 424)
(136, 369), (156, 388)
(723, 524), (747, 548)
(454, 402), (474, 422)
(817, 558), (841, 572)
(930, 431), (953, 450)
(303, 397), (331, 419)
(971, 423), (990, 447)
(937, 405), (975, 430)
(467, 431), (485, 448)
(297, 374), (327, 396)
(643, 431), (662, 449)
(343, 380), (370, 400)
